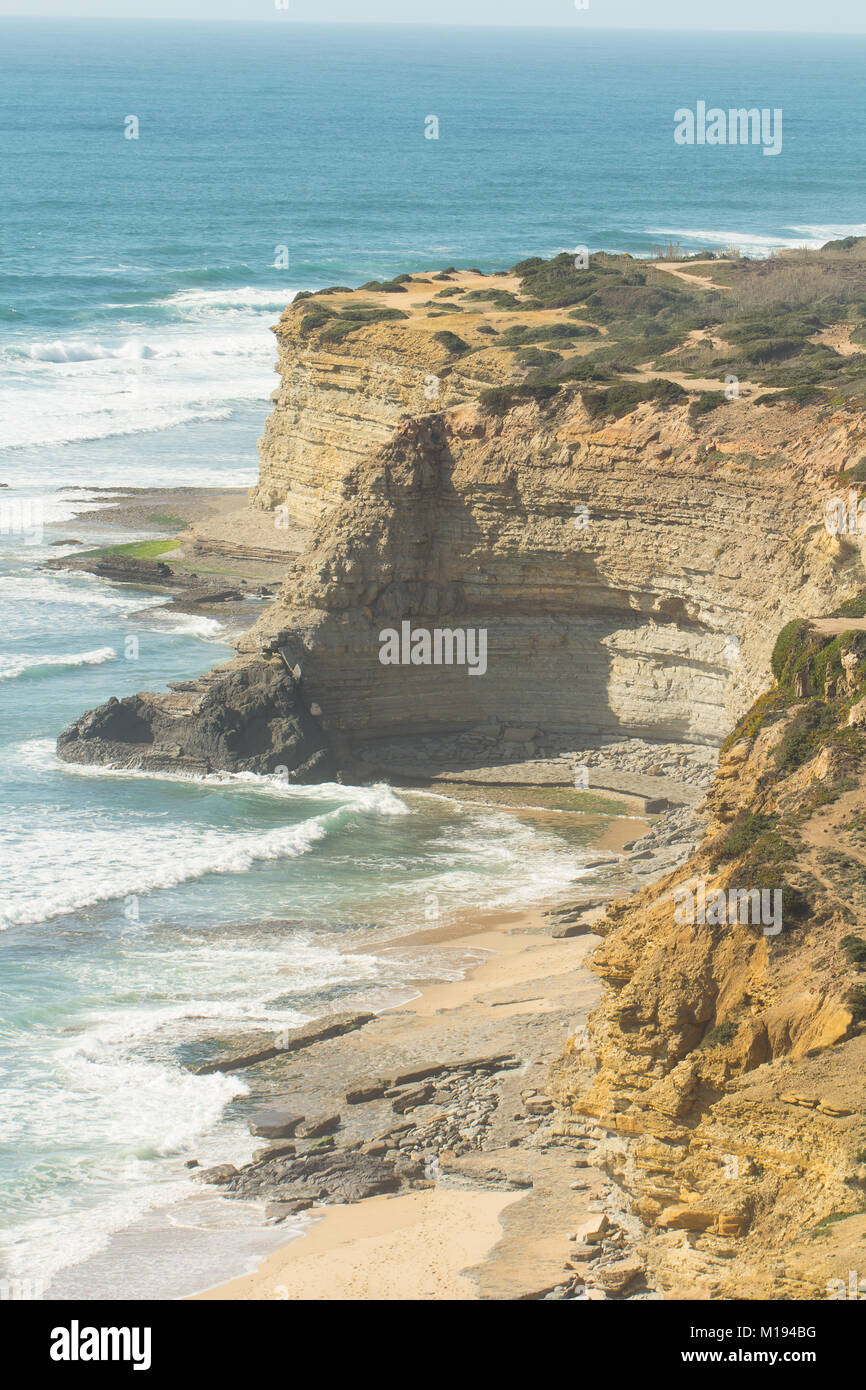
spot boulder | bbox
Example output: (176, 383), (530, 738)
(389, 1083), (434, 1113)
(296, 1114), (341, 1139)
(575, 1214), (609, 1244)
(656, 1205), (716, 1232)
(252, 1142), (297, 1163)
(596, 1258), (643, 1293)
(264, 1198), (315, 1223)
(193, 1164), (238, 1185)
(249, 1108), (305, 1139)
(345, 1079), (389, 1104)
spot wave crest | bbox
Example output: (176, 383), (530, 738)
(0, 647), (117, 681)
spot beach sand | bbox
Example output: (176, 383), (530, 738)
(195, 1187), (522, 1301)
(192, 892), (620, 1301)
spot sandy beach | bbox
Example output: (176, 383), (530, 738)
(190, 887), (637, 1301)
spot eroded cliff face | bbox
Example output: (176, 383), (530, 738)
(243, 387), (863, 760)
(58, 269), (866, 776)
(549, 652), (866, 1299)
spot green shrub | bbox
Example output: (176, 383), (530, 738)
(337, 304), (408, 324)
(842, 934), (866, 965)
(755, 384), (824, 408)
(846, 985), (866, 1022)
(299, 305), (337, 335)
(582, 378), (685, 420)
(704, 1021), (736, 1046)
(715, 811), (778, 860)
(688, 390), (726, 419)
(461, 288), (521, 308)
(432, 330), (469, 355)
(479, 384), (559, 415)
(359, 278), (408, 293)
(833, 589), (866, 620)
(514, 346), (561, 368)
(774, 701), (837, 772)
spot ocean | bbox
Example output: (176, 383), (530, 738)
(1, 19), (865, 1298)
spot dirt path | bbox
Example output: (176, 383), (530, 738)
(653, 259), (732, 292)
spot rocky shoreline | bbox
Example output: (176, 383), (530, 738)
(183, 803), (705, 1302)
(44, 472), (716, 1299)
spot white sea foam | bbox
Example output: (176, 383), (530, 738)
(28, 339), (158, 363)
(787, 222), (866, 243)
(157, 286), (294, 313)
(0, 812), (337, 928)
(0, 571), (166, 610)
(0, 646), (117, 681)
(0, 773), (409, 929)
(23, 739), (410, 811)
(1, 326), (273, 452)
(645, 226), (827, 256)
(139, 610), (226, 640)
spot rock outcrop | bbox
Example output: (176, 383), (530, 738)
(57, 654), (333, 781)
(57, 274), (866, 775)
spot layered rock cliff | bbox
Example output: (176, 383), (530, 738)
(57, 261), (866, 776)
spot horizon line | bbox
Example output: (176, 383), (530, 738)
(2, 17), (866, 37)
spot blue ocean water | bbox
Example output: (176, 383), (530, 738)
(2, 20), (866, 1297)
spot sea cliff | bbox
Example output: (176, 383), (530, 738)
(56, 245), (866, 1296)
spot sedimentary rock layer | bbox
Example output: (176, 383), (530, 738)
(58, 268), (866, 776)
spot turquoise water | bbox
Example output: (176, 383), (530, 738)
(2, 19), (865, 1296)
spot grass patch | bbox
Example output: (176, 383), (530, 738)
(808, 1210), (858, 1239)
(714, 811), (778, 860)
(76, 539), (181, 561)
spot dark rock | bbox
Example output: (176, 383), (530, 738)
(252, 1142), (297, 1163)
(551, 920), (594, 939)
(278, 1151), (401, 1204)
(56, 654), (336, 782)
(394, 1158), (426, 1180)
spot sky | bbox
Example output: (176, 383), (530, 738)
(2, 0), (866, 32)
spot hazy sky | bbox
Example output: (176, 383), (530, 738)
(3, 0), (866, 32)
